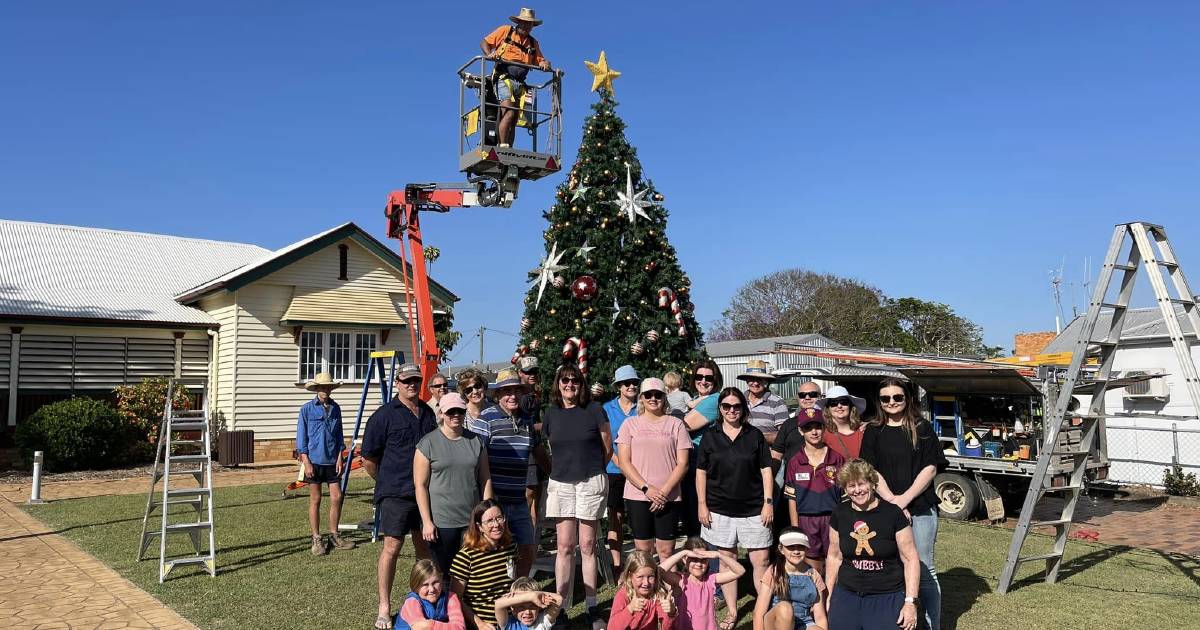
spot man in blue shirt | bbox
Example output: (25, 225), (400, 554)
(602, 364), (640, 574)
(296, 372), (354, 556)
(362, 363), (438, 629)
(472, 367), (544, 576)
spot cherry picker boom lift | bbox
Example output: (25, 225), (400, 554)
(385, 56), (563, 393)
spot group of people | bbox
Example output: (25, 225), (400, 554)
(296, 355), (948, 630)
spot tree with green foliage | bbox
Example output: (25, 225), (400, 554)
(513, 88), (703, 399)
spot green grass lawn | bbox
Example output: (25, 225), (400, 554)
(22, 481), (1200, 630)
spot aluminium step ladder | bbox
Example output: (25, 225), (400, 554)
(996, 221), (1200, 593)
(137, 377), (217, 582)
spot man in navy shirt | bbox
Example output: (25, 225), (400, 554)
(362, 363), (437, 629)
(296, 372), (355, 556)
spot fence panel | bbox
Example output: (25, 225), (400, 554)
(1103, 423), (1200, 486)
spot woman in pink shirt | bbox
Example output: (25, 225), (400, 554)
(616, 377), (693, 560)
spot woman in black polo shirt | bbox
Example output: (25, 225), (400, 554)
(826, 459), (920, 630)
(696, 387), (773, 630)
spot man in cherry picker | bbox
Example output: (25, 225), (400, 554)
(480, 7), (552, 148)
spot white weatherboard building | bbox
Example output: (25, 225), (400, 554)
(1043, 307), (1200, 486)
(0, 219), (456, 462)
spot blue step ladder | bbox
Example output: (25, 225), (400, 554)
(336, 350), (401, 542)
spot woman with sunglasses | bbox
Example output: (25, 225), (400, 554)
(697, 387), (773, 630)
(815, 385), (868, 460)
(616, 377), (692, 561)
(415, 393), (494, 573)
(457, 370), (492, 426)
(450, 500), (518, 630)
(860, 378), (946, 630)
(680, 359), (723, 537)
(541, 364), (612, 627)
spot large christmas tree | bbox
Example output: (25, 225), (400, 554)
(515, 53), (704, 400)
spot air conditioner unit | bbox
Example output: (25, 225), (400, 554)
(1122, 370), (1170, 400)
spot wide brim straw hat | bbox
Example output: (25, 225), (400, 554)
(509, 8), (543, 25)
(303, 372), (342, 391)
(815, 385), (868, 415)
(737, 359), (781, 383)
(490, 368), (531, 392)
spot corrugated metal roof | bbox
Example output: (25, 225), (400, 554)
(1042, 306), (1197, 354)
(705, 333), (835, 358)
(0, 219), (269, 326)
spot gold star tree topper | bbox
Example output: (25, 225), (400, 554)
(585, 51), (621, 95)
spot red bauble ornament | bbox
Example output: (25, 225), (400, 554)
(571, 275), (599, 301)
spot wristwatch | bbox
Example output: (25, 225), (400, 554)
(640, 484), (649, 493)
(764, 497), (774, 505)
(903, 597), (917, 605)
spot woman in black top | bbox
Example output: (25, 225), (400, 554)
(827, 459), (920, 630)
(696, 387), (773, 630)
(541, 364), (612, 626)
(859, 377), (946, 630)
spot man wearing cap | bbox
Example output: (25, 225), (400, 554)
(480, 8), (552, 149)
(602, 364), (640, 574)
(296, 372), (355, 556)
(784, 412), (845, 574)
(362, 363), (438, 629)
(471, 368), (543, 576)
(738, 360), (789, 446)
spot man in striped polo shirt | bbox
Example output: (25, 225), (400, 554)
(738, 359), (790, 446)
(471, 368), (542, 576)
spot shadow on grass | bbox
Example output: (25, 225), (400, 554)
(941, 567), (990, 630)
(1157, 550), (1200, 589)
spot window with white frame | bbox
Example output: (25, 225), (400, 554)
(355, 333), (377, 380)
(298, 331), (378, 382)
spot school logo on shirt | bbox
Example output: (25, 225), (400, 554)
(823, 467), (838, 482)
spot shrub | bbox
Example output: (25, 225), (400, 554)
(14, 398), (146, 471)
(114, 377), (192, 444)
(1163, 464), (1200, 497)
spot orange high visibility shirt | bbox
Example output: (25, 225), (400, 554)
(483, 25), (546, 67)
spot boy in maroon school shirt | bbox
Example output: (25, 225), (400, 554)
(785, 415), (845, 575)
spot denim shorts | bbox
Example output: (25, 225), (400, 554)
(495, 77), (526, 103)
(500, 499), (537, 546)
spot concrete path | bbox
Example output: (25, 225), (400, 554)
(0, 497), (198, 630)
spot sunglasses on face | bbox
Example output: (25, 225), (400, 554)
(618, 380), (639, 388)
(826, 397), (852, 407)
(444, 409), (466, 417)
(397, 378), (421, 386)
(464, 384), (485, 394)
(559, 376), (581, 385)
(694, 374), (716, 383)
(879, 394), (906, 404)
(798, 391), (822, 399)
(719, 403), (741, 412)
(641, 391), (664, 400)
(428, 383), (447, 390)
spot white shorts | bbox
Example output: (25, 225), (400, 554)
(545, 473), (608, 521)
(701, 511), (773, 550)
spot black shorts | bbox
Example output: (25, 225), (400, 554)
(304, 464), (340, 484)
(607, 473), (627, 513)
(626, 500), (679, 541)
(377, 496), (422, 538)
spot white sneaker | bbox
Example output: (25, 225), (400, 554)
(498, 143), (511, 148)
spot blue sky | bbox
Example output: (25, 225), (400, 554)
(4, 2), (1199, 363)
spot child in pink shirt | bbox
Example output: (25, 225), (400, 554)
(395, 559), (466, 630)
(660, 538), (746, 630)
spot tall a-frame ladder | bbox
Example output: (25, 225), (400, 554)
(997, 222), (1200, 593)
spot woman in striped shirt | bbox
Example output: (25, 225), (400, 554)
(451, 500), (517, 630)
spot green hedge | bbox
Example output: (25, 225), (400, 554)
(14, 397), (151, 471)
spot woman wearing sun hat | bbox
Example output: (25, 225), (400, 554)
(616, 377), (692, 561)
(816, 385), (868, 460)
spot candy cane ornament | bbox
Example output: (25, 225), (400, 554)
(562, 337), (589, 375)
(657, 287), (687, 337)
